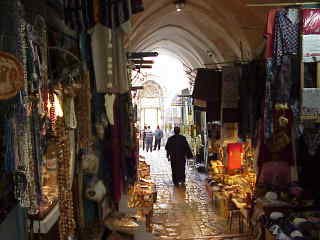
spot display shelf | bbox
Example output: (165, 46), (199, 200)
(31, 204), (60, 234)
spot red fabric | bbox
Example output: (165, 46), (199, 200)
(257, 107), (294, 186)
(258, 161), (291, 185)
(302, 9), (320, 35)
(227, 143), (243, 171)
(264, 9), (280, 58)
(111, 96), (123, 203)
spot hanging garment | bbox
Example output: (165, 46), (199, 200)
(273, 9), (300, 66)
(89, 23), (113, 93)
(0, 0), (20, 57)
(101, 0), (131, 29)
(239, 61), (265, 139)
(226, 143), (243, 171)
(110, 96), (123, 203)
(112, 28), (129, 94)
(264, 9), (280, 59)
(302, 9), (320, 35)
(272, 55), (300, 105)
(131, 0), (144, 14)
(64, 0), (85, 32)
(64, 97), (77, 129)
(222, 67), (241, 123)
(222, 67), (240, 109)
(258, 161), (291, 186)
(120, 0), (132, 33)
(257, 107), (294, 186)
(104, 93), (116, 125)
(264, 59), (274, 139)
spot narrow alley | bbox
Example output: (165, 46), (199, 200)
(141, 149), (236, 240)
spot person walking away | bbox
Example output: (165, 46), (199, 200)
(141, 126), (147, 150)
(145, 126), (154, 152)
(154, 125), (164, 150)
(165, 127), (193, 186)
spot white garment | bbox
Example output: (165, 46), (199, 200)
(112, 27), (129, 94)
(64, 97), (77, 129)
(105, 93), (116, 125)
(89, 23), (113, 93)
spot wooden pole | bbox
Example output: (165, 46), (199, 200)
(317, 63), (320, 88)
(247, 2), (319, 7)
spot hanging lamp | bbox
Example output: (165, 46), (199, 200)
(175, 0), (185, 12)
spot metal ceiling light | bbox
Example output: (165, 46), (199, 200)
(175, 0), (185, 12)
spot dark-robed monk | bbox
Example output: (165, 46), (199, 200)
(165, 127), (193, 187)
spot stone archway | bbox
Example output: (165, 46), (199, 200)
(139, 80), (164, 130)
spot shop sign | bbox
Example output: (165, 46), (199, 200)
(0, 51), (24, 100)
(302, 35), (320, 62)
(301, 88), (320, 121)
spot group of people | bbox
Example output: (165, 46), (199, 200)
(142, 125), (164, 152)
(141, 125), (194, 187)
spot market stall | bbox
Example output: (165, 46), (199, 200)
(0, 0), (143, 240)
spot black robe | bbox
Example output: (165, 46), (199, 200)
(165, 134), (193, 184)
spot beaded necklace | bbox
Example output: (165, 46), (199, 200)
(56, 118), (76, 240)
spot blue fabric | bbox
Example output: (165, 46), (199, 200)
(4, 120), (15, 173)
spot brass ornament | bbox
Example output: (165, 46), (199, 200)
(0, 51), (24, 100)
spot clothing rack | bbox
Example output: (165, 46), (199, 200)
(204, 60), (250, 67)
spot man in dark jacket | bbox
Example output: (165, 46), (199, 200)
(165, 127), (193, 186)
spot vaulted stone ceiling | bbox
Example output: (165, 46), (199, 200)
(126, 0), (300, 68)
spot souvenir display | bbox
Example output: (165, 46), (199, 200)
(56, 118), (76, 240)
(128, 159), (156, 209)
(0, 0), (140, 239)
(0, 51), (24, 100)
(104, 212), (140, 234)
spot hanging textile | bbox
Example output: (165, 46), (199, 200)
(272, 9), (300, 66)
(104, 93), (116, 125)
(63, 0), (85, 32)
(272, 55), (300, 105)
(264, 9), (280, 59)
(302, 9), (320, 34)
(131, 0), (144, 14)
(101, 0), (132, 29)
(258, 106), (295, 186)
(222, 67), (240, 109)
(222, 67), (240, 123)
(226, 143), (243, 172)
(112, 27), (129, 94)
(89, 23), (113, 93)
(192, 69), (221, 102)
(110, 95), (123, 203)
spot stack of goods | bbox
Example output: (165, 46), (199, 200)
(104, 212), (140, 234)
(208, 160), (224, 175)
(128, 160), (156, 209)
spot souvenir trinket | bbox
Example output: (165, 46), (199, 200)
(0, 51), (24, 100)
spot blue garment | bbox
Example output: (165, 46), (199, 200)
(145, 130), (154, 143)
(154, 129), (163, 140)
(273, 9), (300, 66)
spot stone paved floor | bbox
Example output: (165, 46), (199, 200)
(141, 149), (229, 240)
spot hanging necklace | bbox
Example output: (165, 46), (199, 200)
(56, 118), (76, 240)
